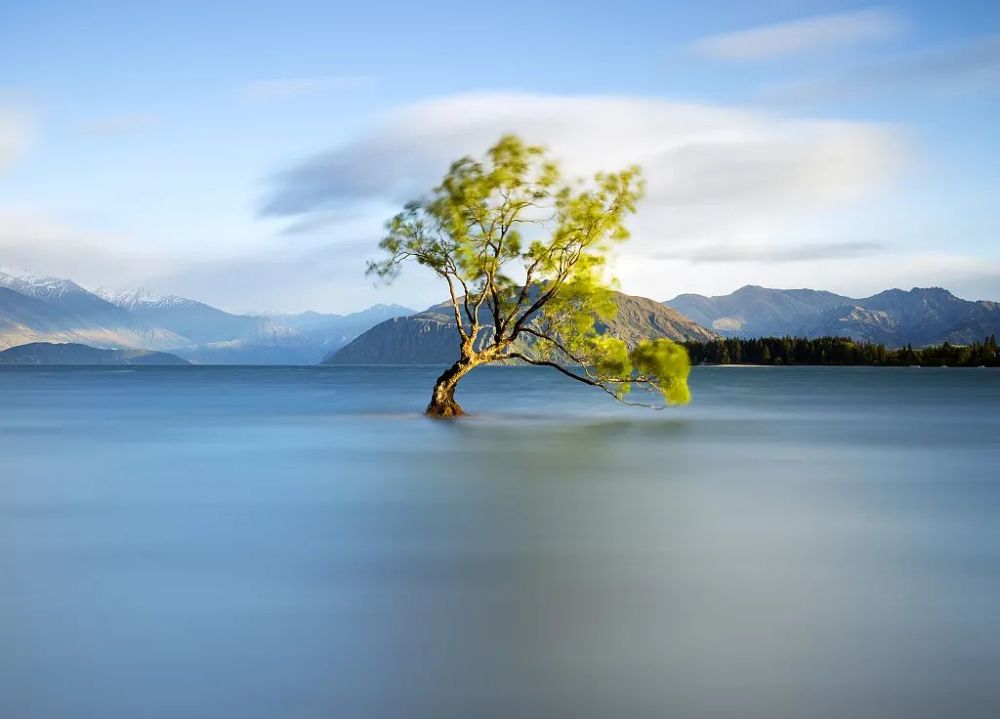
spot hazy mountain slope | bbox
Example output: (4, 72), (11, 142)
(665, 286), (852, 337)
(170, 318), (319, 365)
(97, 288), (264, 344)
(0, 286), (69, 348)
(0, 270), (186, 350)
(270, 304), (414, 355)
(0, 269), (407, 363)
(665, 285), (1000, 346)
(97, 289), (412, 364)
(0, 342), (189, 365)
(325, 291), (716, 365)
(96, 287), (321, 363)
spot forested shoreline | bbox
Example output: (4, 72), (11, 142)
(683, 335), (1000, 367)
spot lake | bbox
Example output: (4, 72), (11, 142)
(2, 366), (999, 718)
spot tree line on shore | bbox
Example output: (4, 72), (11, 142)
(682, 335), (1000, 367)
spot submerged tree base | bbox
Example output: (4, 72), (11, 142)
(425, 357), (474, 418)
(425, 399), (465, 418)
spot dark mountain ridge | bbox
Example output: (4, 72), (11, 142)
(665, 285), (1000, 346)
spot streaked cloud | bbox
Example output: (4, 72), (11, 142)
(0, 210), (414, 314)
(692, 8), (903, 61)
(0, 92), (912, 311)
(147, 240), (393, 314)
(259, 92), (902, 266)
(768, 34), (1000, 105)
(241, 75), (375, 102)
(261, 92), (900, 213)
(653, 241), (884, 263)
(0, 211), (164, 289)
(0, 108), (30, 177)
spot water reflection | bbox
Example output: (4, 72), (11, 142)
(2, 366), (999, 717)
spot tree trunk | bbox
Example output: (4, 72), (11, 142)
(426, 357), (475, 417)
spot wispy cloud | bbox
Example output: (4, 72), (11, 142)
(256, 91), (906, 305)
(0, 212), (165, 289)
(767, 34), (1000, 105)
(0, 108), (30, 177)
(653, 241), (884, 263)
(259, 91), (902, 252)
(241, 75), (375, 102)
(692, 7), (903, 61)
(0, 210), (396, 314)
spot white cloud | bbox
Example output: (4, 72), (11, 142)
(0, 212), (165, 288)
(0, 92), (921, 312)
(653, 241), (884, 263)
(261, 92), (903, 284)
(0, 210), (411, 314)
(241, 75), (374, 102)
(263, 93), (901, 212)
(0, 108), (30, 178)
(692, 8), (903, 61)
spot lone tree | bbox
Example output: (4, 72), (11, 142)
(368, 135), (691, 417)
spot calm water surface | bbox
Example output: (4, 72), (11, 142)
(2, 366), (999, 718)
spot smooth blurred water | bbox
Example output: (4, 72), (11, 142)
(1, 365), (999, 719)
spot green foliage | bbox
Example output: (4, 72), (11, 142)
(368, 134), (690, 409)
(630, 339), (692, 405)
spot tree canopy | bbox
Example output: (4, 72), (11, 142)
(368, 134), (691, 416)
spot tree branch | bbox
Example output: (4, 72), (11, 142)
(504, 353), (600, 386)
(516, 326), (587, 365)
(442, 272), (470, 342)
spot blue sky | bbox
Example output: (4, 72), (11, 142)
(0, 0), (997, 312)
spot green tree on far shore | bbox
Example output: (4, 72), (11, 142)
(684, 335), (1000, 368)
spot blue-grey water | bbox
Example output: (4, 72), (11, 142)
(2, 366), (999, 719)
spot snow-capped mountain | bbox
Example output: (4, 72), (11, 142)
(2, 265), (108, 303)
(0, 267), (187, 351)
(0, 268), (414, 363)
(94, 287), (196, 310)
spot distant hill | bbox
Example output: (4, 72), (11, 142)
(664, 285), (1000, 346)
(0, 342), (189, 365)
(0, 268), (412, 363)
(325, 291), (717, 365)
(666, 286), (851, 337)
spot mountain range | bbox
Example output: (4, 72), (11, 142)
(2, 265), (997, 364)
(665, 285), (1000, 346)
(0, 267), (413, 364)
(325, 291), (718, 365)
